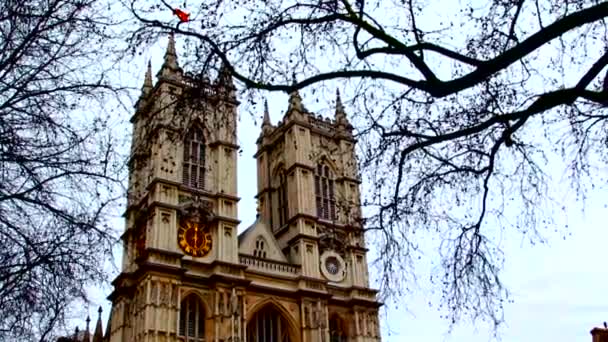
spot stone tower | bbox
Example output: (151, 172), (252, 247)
(251, 87), (381, 342)
(104, 37), (381, 342)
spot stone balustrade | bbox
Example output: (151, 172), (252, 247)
(239, 254), (300, 275)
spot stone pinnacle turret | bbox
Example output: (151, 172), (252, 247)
(157, 34), (182, 79)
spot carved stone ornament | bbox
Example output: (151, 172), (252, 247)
(178, 194), (215, 225)
(318, 230), (346, 256)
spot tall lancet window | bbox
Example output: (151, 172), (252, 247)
(315, 163), (336, 220)
(276, 170), (288, 228)
(329, 315), (347, 342)
(182, 127), (205, 189)
(179, 294), (206, 341)
(254, 236), (267, 258)
(246, 305), (292, 342)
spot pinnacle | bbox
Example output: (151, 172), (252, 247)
(262, 99), (270, 125)
(83, 315), (91, 342)
(158, 34), (181, 77)
(334, 88), (352, 131)
(142, 60), (153, 93)
(166, 33), (176, 57)
(93, 306), (104, 342)
(335, 88), (344, 115)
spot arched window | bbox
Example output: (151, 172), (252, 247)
(253, 236), (267, 258)
(247, 305), (292, 342)
(315, 163), (336, 220)
(182, 126), (205, 189)
(276, 169), (288, 228)
(179, 294), (206, 341)
(329, 315), (347, 342)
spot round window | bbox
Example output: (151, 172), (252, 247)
(325, 256), (340, 275)
(320, 252), (346, 282)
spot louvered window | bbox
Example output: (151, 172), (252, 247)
(329, 316), (347, 342)
(179, 294), (206, 341)
(182, 127), (206, 189)
(247, 305), (292, 342)
(315, 164), (336, 220)
(254, 237), (267, 258)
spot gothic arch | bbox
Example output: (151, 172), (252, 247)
(246, 298), (300, 342)
(179, 289), (212, 315)
(328, 314), (349, 342)
(253, 235), (268, 258)
(270, 162), (287, 181)
(313, 154), (339, 176)
(178, 292), (209, 341)
(183, 118), (210, 140)
(268, 157), (286, 181)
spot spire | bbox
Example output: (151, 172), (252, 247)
(142, 60), (153, 96)
(103, 307), (112, 341)
(262, 99), (270, 126)
(336, 88), (347, 122)
(335, 88), (345, 117)
(166, 33), (177, 61)
(74, 326), (80, 341)
(93, 306), (103, 342)
(83, 316), (91, 342)
(144, 61), (153, 87)
(157, 33), (182, 78)
(136, 60), (154, 110)
(261, 98), (273, 136)
(334, 88), (353, 132)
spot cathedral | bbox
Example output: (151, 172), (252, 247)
(96, 35), (381, 342)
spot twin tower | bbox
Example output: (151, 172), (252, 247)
(105, 35), (381, 342)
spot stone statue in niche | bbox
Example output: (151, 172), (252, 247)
(358, 312), (364, 336)
(313, 301), (326, 329)
(160, 283), (170, 305)
(171, 285), (178, 307)
(304, 306), (310, 328)
(230, 287), (239, 317)
(312, 305), (320, 329)
(320, 305), (327, 329)
(373, 315), (379, 337)
(150, 282), (158, 304)
(218, 291), (225, 316)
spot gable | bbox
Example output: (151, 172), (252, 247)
(238, 218), (288, 262)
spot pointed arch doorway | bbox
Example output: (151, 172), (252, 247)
(246, 303), (296, 342)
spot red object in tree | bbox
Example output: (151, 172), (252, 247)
(173, 8), (190, 22)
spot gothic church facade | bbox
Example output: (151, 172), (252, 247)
(104, 35), (381, 342)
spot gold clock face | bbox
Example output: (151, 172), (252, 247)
(178, 221), (212, 257)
